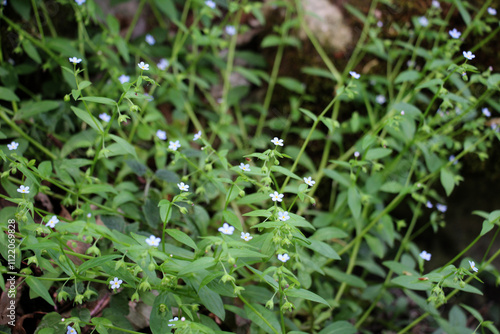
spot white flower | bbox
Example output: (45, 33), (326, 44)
(349, 71), (360, 79)
(225, 25), (236, 36)
(239, 163), (250, 171)
(69, 57), (82, 64)
(426, 201), (433, 208)
(482, 108), (491, 117)
(87, 213), (92, 218)
(303, 177), (315, 187)
(156, 130), (167, 140)
(205, 0), (216, 9)
(74, 0), (85, 5)
(375, 95), (386, 104)
(449, 28), (461, 39)
(241, 232), (253, 241)
(2, 0), (7, 5)
(46, 215), (59, 228)
(469, 260), (478, 272)
(177, 182), (189, 191)
(463, 51), (475, 60)
(354, 151), (360, 158)
(145, 235), (161, 247)
(169, 140), (181, 151)
(436, 203), (447, 212)
(145, 34), (156, 45)
(277, 253), (290, 263)
(269, 191), (284, 202)
(449, 155), (458, 165)
(432, 0), (440, 8)
(99, 113), (111, 122)
(7, 141), (18, 150)
(144, 93), (154, 102)
(418, 16), (429, 27)
(110, 277), (123, 290)
(400, 111), (405, 115)
(157, 58), (169, 70)
(419, 250), (431, 261)
(67, 326), (77, 334)
(218, 223), (235, 235)
(193, 130), (202, 141)
(118, 74), (130, 84)
(278, 211), (290, 221)
(377, 21), (383, 28)
(17, 185), (30, 194)
(168, 317), (179, 327)
(271, 137), (284, 146)
(138, 61), (149, 70)
(487, 7), (497, 15)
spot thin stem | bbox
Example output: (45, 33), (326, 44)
(124, 0), (147, 43)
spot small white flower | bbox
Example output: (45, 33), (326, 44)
(169, 140), (181, 151)
(144, 93), (154, 102)
(118, 74), (130, 84)
(205, 0), (216, 9)
(436, 203), (447, 212)
(426, 201), (433, 208)
(377, 21), (383, 28)
(419, 250), (431, 261)
(400, 111), (405, 115)
(278, 211), (290, 221)
(303, 176), (315, 187)
(145, 235), (161, 247)
(277, 253), (290, 263)
(2, 0), (7, 5)
(239, 163), (250, 171)
(168, 317), (179, 327)
(87, 213), (91, 218)
(482, 108), (491, 117)
(177, 182), (189, 191)
(271, 137), (284, 146)
(156, 130), (167, 140)
(138, 61), (149, 70)
(487, 7), (497, 15)
(218, 223), (235, 235)
(225, 25), (236, 36)
(145, 34), (156, 45)
(449, 28), (461, 39)
(7, 141), (18, 150)
(432, 0), (440, 8)
(241, 232), (253, 241)
(354, 151), (360, 158)
(418, 16), (429, 27)
(349, 71), (360, 79)
(449, 155), (458, 165)
(69, 57), (82, 64)
(193, 130), (202, 141)
(157, 58), (169, 70)
(463, 51), (475, 60)
(270, 191), (284, 202)
(67, 326), (77, 334)
(469, 260), (478, 272)
(17, 185), (30, 194)
(99, 113), (111, 122)
(110, 277), (123, 290)
(375, 95), (386, 105)
(181, 317), (185, 321)
(46, 215), (59, 228)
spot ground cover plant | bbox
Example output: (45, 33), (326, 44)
(1, 0), (500, 333)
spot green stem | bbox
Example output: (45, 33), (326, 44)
(31, 0), (45, 43)
(124, 0), (147, 43)
(238, 294), (280, 334)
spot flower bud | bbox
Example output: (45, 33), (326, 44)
(75, 294), (85, 304)
(233, 286), (245, 295)
(131, 292), (140, 302)
(148, 262), (156, 272)
(58, 290), (70, 302)
(158, 303), (167, 312)
(115, 259), (125, 271)
(83, 289), (97, 299)
(221, 273), (235, 283)
(64, 94), (71, 102)
(130, 105), (140, 113)
(265, 299), (274, 309)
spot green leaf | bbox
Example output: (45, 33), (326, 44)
(0, 86), (19, 102)
(71, 106), (103, 132)
(348, 186), (361, 219)
(455, 0), (471, 25)
(301, 66), (336, 80)
(165, 229), (197, 251)
(79, 96), (116, 106)
(229, 249), (266, 258)
(270, 165), (302, 180)
(287, 288), (330, 307)
(244, 303), (280, 334)
(480, 220), (494, 236)
(199, 286), (225, 320)
(364, 234), (385, 258)
(394, 70), (422, 84)
(16, 100), (60, 120)
(153, 0), (179, 20)
(38, 161), (52, 179)
(155, 169), (181, 183)
(344, 3), (366, 21)
(415, 78), (443, 91)
(22, 39), (42, 63)
(380, 181), (402, 193)
(276, 77), (305, 94)
(310, 227), (348, 240)
(223, 210), (242, 231)
(125, 159), (147, 176)
(108, 134), (138, 159)
(80, 183), (118, 195)
(318, 321), (357, 334)
(260, 35), (281, 48)
(25, 276), (55, 306)
(178, 258), (215, 276)
(440, 168), (455, 196)
(305, 240), (340, 259)
(460, 303), (484, 322)
(299, 108), (317, 122)
(391, 275), (432, 291)
(323, 169), (350, 188)
(324, 267), (367, 288)
(365, 148), (392, 160)
(78, 254), (121, 274)
(143, 199), (161, 229)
